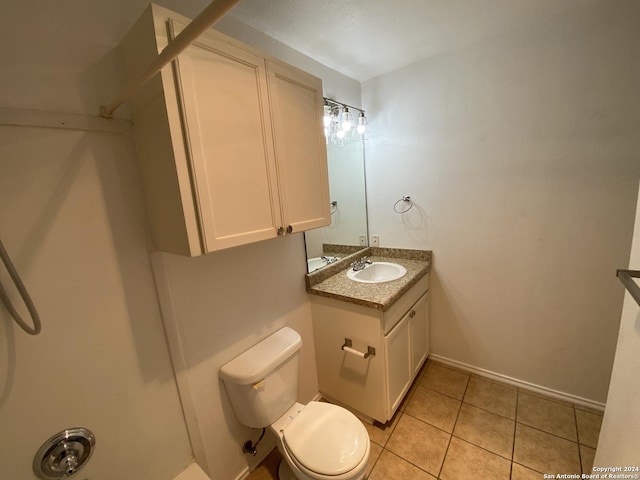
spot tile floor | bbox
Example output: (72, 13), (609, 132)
(247, 359), (603, 480)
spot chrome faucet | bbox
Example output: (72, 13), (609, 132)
(350, 256), (372, 271)
(321, 255), (338, 264)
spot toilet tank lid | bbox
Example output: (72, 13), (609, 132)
(220, 327), (302, 385)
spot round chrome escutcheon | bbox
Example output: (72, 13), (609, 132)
(33, 427), (95, 479)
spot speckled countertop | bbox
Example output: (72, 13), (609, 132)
(305, 248), (431, 311)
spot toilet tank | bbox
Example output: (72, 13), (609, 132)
(220, 327), (302, 428)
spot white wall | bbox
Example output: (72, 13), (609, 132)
(0, 1), (360, 479)
(594, 181), (640, 465)
(144, 9), (363, 480)
(362, 0), (640, 403)
(0, 1), (202, 478)
(0, 124), (192, 479)
(154, 236), (317, 480)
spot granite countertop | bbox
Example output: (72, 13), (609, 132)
(305, 248), (431, 311)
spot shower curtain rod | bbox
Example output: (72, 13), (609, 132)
(100, 0), (242, 119)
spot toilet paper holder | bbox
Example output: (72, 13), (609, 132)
(341, 338), (375, 359)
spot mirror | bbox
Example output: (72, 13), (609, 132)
(304, 140), (368, 272)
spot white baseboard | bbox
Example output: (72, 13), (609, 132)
(429, 354), (606, 412)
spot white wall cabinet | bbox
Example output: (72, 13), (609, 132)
(120, 5), (330, 256)
(310, 275), (429, 423)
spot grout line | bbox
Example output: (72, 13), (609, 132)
(574, 405), (584, 473)
(378, 449), (438, 478)
(511, 387), (520, 478)
(436, 369), (471, 478)
(366, 442), (383, 479)
(516, 421), (580, 445)
(418, 383), (465, 403)
(450, 432), (513, 462)
(461, 398), (517, 422)
(513, 461), (546, 475)
(402, 410), (456, 437)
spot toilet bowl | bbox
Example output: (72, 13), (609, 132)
(271, 401), (369, 480)
(220, 327), (370, 480)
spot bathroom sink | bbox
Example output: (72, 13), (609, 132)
(346, 262), (407, 284)
(307, 257), (327, 272)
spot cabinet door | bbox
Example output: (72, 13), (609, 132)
(170, 21), (282, 252)
(385, 314), (412, 417)
(266, 59), (331, 234)
(410, 293), (430, 376)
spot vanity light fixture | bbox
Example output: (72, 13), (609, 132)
(323, 98), (368, 145)
(357, 111), (368, 135)
(341, 107), (354, 132)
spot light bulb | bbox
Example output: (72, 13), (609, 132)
(336, 129), (346, 139)
(323, 105), (332, 128)
(357, 112), (368, 135)
(341, 108), (353, 132)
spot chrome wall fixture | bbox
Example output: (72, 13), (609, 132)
(323, 98), (368, 145)
(394, 196), (414, 214)
(33, 428), (95, 479)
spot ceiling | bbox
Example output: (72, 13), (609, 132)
(227, 0), (600, 82)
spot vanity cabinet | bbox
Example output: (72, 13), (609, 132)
(310, 275), (429, 423)
(120, 5), (330, 256)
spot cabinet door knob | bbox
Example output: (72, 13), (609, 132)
(409, 310), (416, 318)
(277, 226), (285, 236)
(286, 225), (293, 234)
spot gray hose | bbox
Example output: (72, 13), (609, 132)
(0, 238), (41, 335)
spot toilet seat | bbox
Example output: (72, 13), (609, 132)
(282, 401), (369, 479)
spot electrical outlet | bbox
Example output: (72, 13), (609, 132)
(372, 235), (379, 247)
(359, 234), (367, 246)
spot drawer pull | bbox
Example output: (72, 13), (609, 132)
(341, 338), (376, 359)
(409, 310), (416, 318)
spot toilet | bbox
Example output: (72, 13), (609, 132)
(220, 327), (370, 480)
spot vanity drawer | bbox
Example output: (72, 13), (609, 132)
(382, 274), (429, 335)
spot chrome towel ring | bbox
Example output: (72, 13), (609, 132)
(393, 196), (413, 214)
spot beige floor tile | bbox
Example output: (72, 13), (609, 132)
(405, 385), (461, 433)
(386, 414), (450, 476)
(440, 437), (511, 480)
(428, 359), (468, 374)
(464, 377), (518, 419)
(573, 404), (605, 416)
(362, 412), (401, 447)
(511, 462), (543, 480)
(517, 392), (577, 441)
(513, 423), (581, 474)
(453, 403), (515, 459)
(576, 409), (602, 448)
(368, 450), (437, 480)
(366, 442), (383, 479)
(580, 445), (596, 474)
(399, 376), (420, 412)
(420, 362), (470, 400)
